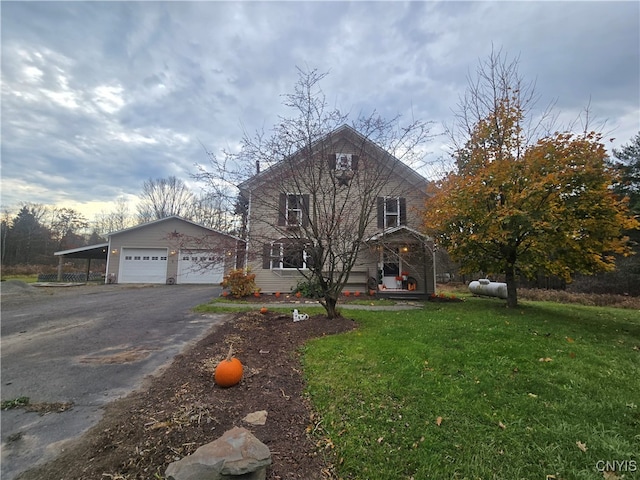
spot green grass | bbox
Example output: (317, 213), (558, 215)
(1, 274), (38, 283)
(302, 297), (640, 480)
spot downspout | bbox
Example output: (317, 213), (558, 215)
(244, 190), (252, 270)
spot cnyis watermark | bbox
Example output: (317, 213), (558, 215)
(595, 460), (637, 473)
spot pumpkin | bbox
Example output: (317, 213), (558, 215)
(214, 345), (243, 387)
(260, 307), (268, 314)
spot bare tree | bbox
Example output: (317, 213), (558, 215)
(218, 68), (434, 318)
(136, 176), (196, 222)
(190, 191), (238, 233)
(93, 196), (137, 236)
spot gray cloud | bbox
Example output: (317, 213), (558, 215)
(2, 1), (638, 217)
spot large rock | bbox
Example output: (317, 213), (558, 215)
(165, 426), (271, 480)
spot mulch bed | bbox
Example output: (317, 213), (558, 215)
(17, 309), (357, 480)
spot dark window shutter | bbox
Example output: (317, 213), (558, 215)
(351, 155), (359, 171)
(328, 154), (336, 170)
(377, 197), (385, 228)
(278, 193), (286, 226)
(301, 194), (310, 227)
(262, 244), (272, 269)
(399, 197), (407, 225)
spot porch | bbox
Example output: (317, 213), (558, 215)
(364, 225), (436, 299)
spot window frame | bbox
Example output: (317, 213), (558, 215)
(264, 239), (312, 270)
(377, 196), (407, 229)
(278, 193), (310, 228)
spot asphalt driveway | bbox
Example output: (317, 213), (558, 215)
(0, 282), (225, 480)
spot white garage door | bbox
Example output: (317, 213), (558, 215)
(119, 248), (168, 284)
(177, 250), (224, 284)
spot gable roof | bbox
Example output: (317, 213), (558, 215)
(238, 124), (429, 193)
(108, 215), (242, 241)
(365, 225), (431, 243)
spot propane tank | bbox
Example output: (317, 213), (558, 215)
(468, 279), (508, 299)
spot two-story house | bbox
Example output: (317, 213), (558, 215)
(237, 124), (435, 298)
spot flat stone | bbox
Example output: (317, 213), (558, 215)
(165, 426), (271, 480)
(243, 410), (268, 426)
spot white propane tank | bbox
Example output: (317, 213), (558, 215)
(468, 279), (508, 299)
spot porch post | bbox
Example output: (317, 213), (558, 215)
(432, 242), (437, 295)
(57, 255), (63, 281)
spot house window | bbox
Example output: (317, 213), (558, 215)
(330, 153), (359, 171)
(287, 194), (302, 226)
(377, 197), (407, 229)
(278, 193), (309, 228)
(263, 240), (310, 269)
(385, 198), (400, 228)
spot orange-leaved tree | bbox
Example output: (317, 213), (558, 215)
(423, 51), (638, 307)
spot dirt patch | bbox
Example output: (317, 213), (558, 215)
(78, 346), (156, 365)
(16, 309), (356, 480)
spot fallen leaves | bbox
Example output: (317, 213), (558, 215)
(498, 421), (506, 430)
(576, 440), (588, 452)
(436, 416), (443, 427)
(602, 470), (623, 479)
(539, 357), (553, 362)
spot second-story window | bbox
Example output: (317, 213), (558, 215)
(385, 198), (400, 227)
(278, 193), (309, 228)
(377, 197), (407, 229)
(287, 194), (302, 226)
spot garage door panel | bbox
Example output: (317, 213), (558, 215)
(177, 251), (224, 284)
(119, 248), (168, 283)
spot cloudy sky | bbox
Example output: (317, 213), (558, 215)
(2, 1), (639, 220)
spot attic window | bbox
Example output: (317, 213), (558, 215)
(331, 153), (358, 172)
(330, 154), (359, 186)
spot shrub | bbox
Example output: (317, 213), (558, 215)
(292, 278), (323, 298)
(220, 269), (257, 298)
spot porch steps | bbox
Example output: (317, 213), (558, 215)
(377, 291), (429, 301)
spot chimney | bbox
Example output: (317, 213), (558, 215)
(256, 160), (260, 174)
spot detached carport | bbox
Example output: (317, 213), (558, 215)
(54, 243), (108, 282)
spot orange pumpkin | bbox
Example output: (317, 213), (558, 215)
(214, 345), (243, 387)
(260, 307), (268, 314)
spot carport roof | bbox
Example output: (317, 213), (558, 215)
(54, 243), (109, 259)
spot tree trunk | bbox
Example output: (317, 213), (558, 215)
(505, 264), (518, 308)
(322, 294), (340, 319)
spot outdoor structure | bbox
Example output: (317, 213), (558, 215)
(237, 124), (436, 298)
(54, 216), (242, 284)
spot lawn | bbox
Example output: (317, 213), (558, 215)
(302, 297), (640, 480)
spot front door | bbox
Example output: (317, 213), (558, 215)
(382, 248), (401, 289)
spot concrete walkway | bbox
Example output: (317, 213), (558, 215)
(212, 301), (424, 311)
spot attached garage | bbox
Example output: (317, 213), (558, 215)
(177, 250), (225, 284)
(119, 248), (169, 284)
